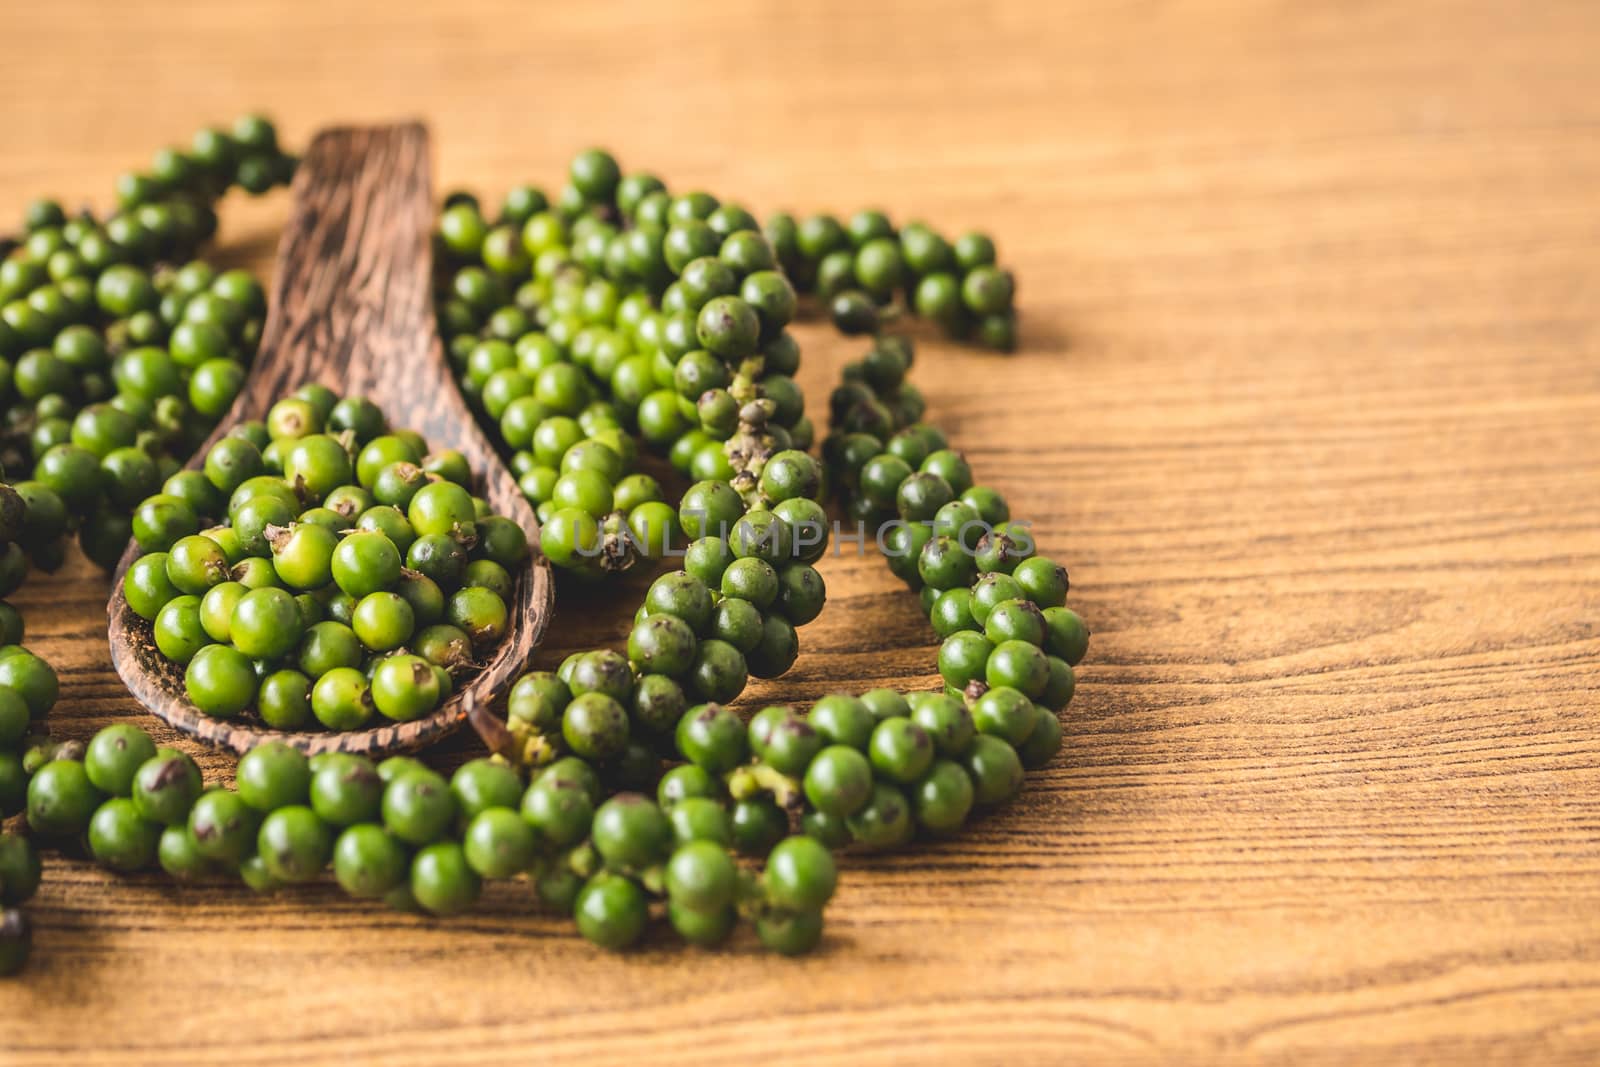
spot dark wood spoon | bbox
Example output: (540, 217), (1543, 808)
(106, 122), (554, 757)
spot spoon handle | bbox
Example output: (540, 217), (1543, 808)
(248, 123), (538, 534)
(247, 124), (441, 431)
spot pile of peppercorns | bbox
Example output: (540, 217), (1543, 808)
(120, 386), (525, 729)
(0, 129), (1083, 972)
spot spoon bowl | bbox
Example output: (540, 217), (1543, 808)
(106, 122), (553, 757)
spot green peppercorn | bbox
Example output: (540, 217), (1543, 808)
(408, 532), (469, 587)
(918, 535), (977, 591)
(797, 808), (850, 849)
(1041, 606), (1089, 666)
(0, 690), (28, 751)
(184, 643), (255, 718)
(775, 564), (826, 626)
(87, 791), (160, 872)
(672, 702), (746, 772)
(912, 759), (974, 835)
(830, 290), (879, 335)
(158, 824), (220, 882)
(803, 745), (873, 817)
(1040, 655), (1076, 710)
(332, 823), (408, 899)
(984, 597), (1047, 647)
(938, 631), (993, 692)
(756, 908), (824, 956)
(974, 529), (1029, 575)
(0, 755), (25, 820)
(450, 759), (524, 820)
(969, 573), (1024, 628)
(730, 796), (788, 856)
(764, 835), (837, 912)
(569, 148), (621, 202)
(962, 265), (1014, 316)
(807, 694), (874, 750)
(561, 692), (630, 760)
(230, 586), (303, 660)
(123, 552), (180, 620)
(130, 750), (202, 826)
(985, 640), (1050, 699)
(645, 571), (715, 634)
(908, 693), (976, 757)
(236, 742), (311, 812)
(657, 764), (719, 809)
(666, 796), (732, 847)
(665, 839), (737, 913)
(366, 655), (441, 723)
(330, 531), (402, 598)
(847, 781), (915, 850)
(750, 706), (823, 776)
(167, 534), (232, 596)
(1011, 556), (1068, 608)
(574, 872), (648, 950)
(627, 613), (698, 677)
(695, 295), (760, 359)
(257, 805), (332, 883)
(446, 586), (507, 648)
(868, 717), (935, 785)
(590, 793), (673, 871)
(297, 620), (362, 677)
(0, 834), (43, 906)
(84, 723), (158, 796)
(521, 774), (595, 849)
(269, 522), (338, 590)
(668, 900), (736, 948)
(188, 789), (261, 864)
(1018, 705), (1064, 769)
(965, 734), (1025, 806)
(304, 757), (384, 830)
(383, 769), (456, 846)
(463, 807), (537, 879)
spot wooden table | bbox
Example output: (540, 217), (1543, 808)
(3, 1), (1598, 1063)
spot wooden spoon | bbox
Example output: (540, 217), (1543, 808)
(106, 122), (554, 757)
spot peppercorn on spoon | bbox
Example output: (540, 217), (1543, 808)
(106, 122), (553, 756)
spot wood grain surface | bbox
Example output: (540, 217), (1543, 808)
(3, 1), (1599, 1063)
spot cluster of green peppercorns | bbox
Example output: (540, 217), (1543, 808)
(489, 329), (1079, 887)
(0, 130), (1080, 970)
(3, 116), (293, 973)
(12, 720), (840, 954)
(451, 155), (1075, 946)
(0, 549), (63, 974)
(767, 208), (1019, 350)
(823, 336), (1087, 738)
(433, 149), (816, 581)
(1, 115), (294, 573)
(121, 383), (527, 729)
(1, 479), (58, 636)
